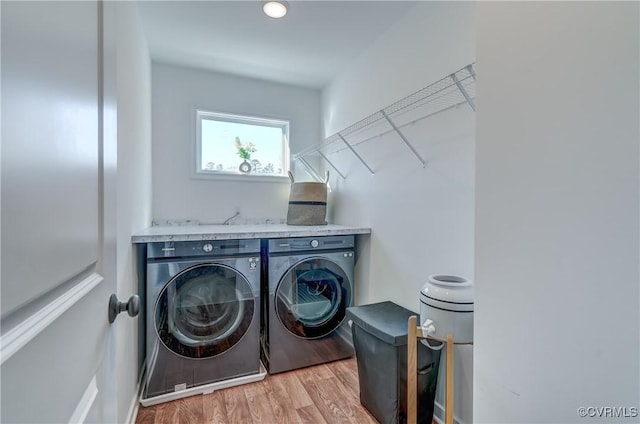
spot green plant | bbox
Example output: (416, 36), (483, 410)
(234, 137), (257, 160)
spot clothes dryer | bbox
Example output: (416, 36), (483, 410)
(143, 239), (261, 404)
(262, 235), (355, 374)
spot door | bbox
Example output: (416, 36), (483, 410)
(1, 1), (118, 422)
(275, 257), (352, 339)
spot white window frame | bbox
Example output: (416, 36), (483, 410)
(194, 110), (291, 182)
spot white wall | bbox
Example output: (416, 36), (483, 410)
(475, 2), (639, 423)
(321, 3), (475, 423)
(323, 1), (475, 137)
(151, 63), (322, 223)
(114, 3), (152, 423)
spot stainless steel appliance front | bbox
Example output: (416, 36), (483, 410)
(143, 239), (261, 401)
(262, 235), (355, 374)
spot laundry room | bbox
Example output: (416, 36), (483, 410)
(1, 1), (638, 424)
(135, 1), (475, 421)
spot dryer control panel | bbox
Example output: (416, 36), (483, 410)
(268, 235), (355, 254)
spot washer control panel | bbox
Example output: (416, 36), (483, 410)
(147, 239), (261, 259)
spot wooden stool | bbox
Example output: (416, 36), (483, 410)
(407, 315), (471, 424)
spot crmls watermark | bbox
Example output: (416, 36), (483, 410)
(577, 406), (639, 418)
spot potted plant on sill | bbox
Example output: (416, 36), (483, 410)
(234, 137), (257, 174)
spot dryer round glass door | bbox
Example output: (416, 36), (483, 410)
(154, 263), (254, 358)
(275, 257), (351, 339)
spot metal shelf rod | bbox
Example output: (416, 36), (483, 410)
(310, 99), (468, 158)
(316, 150), (346, 180)
(294, 63), (476, 173)
(297, 156), (324, 182)
(468, 64), (476, 81)
(381, 110), (427, 167)
(452, 71), (476, 112)
(360, 100), (469, 147)
(338, 133), (375, 175)
(294, 66), (475, 160)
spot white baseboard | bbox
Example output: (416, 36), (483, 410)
(126, 359), (147, 424)
(126, 386), (141, 424)
(433, 400), (467, 424)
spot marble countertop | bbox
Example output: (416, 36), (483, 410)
(131, 224), (372, 243)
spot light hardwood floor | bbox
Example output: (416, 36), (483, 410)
(135, 358), (380, 424)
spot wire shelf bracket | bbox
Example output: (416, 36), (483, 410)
(467, 63), (476, 81)
(297, 156), (324, 182)
(316, 150), (346, 180)
(338, 133), (375, 175)
(452, 66), (476, 111)
(381, 110), (427, 167)
(293, 63), (476, 179)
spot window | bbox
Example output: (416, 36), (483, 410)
(196, 110), (290, 179)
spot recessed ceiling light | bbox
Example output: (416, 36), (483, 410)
(263, 1), (288, 19)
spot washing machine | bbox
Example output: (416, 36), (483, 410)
(262, 235), (355, 374)
(142, 239), (261, 404)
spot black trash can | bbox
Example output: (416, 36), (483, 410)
(346, 301), (441, 424)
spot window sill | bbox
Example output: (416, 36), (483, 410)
(192, 171), (291, 183)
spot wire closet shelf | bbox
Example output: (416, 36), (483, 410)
(293, 63), (476, 179)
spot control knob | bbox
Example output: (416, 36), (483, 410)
(203, 243), (213, 253)
(310, 239), (319, 248)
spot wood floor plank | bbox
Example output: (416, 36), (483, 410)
(177, 395), (205, 424)
(329, 376), (378, 424)
(261, 374), (303, 424)
(327, 358), (361, 396)
(223, 384), (253, 424)
(135, 405), (156, 424)
(295, 362), (334, 386)
(302, 376), (353, 424)
(296, 404), (329, 424)
(270, 370), (314, 409)
(309, 361), (376, 424)
(153, 400), (180, 424)
(203, 392), (229, 424)
(135, 358), (387, 424)
(244, 382), (278, 424)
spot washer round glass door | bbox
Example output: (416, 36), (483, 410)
(275, 257), (351, 339)
(155, 263), (254, 358)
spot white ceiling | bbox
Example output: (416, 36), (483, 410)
(135, 1), (418, 89)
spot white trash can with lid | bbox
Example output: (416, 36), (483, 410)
(420, 274), (474, 343)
